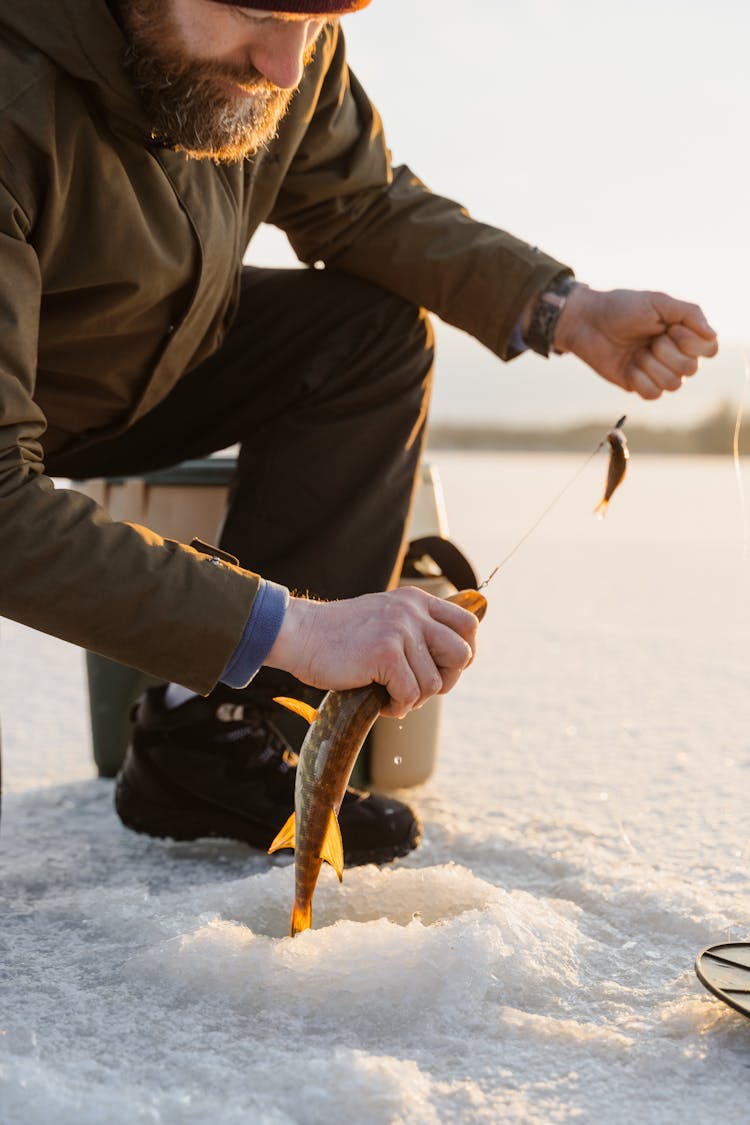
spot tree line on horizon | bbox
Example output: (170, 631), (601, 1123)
(427, 401), (745, 456)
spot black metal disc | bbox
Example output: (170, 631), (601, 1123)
(695, 943), (750, 1019)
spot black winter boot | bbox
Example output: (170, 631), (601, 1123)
(115, 686), (421, 866)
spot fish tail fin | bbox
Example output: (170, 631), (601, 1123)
(290, 899), (312, 937)
(273, 696), (319, 725)
(319, 809), (345, 882)
(593, 498), (609, 519)
(268, 811), (296, 854)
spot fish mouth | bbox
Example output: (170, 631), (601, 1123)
(452, 589), (487, 622)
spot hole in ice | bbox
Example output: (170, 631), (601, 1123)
(124, 864), (585, 1024)
(306, 863), (497, 932)
(187, 863), (499, 940)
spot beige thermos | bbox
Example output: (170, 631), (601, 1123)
(368, 461), (455, 791)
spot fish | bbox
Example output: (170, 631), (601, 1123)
(593, 415), (629, 518)
(268, 588), (488, 936)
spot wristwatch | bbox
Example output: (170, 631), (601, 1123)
(526, 274), (577, 358)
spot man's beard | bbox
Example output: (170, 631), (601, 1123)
(120, 0), (303, 162)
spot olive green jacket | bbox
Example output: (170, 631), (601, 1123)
(0, 0), (568, 691)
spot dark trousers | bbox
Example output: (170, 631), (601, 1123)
(48, 267), (435, 701)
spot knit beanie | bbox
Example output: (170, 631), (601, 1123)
(206, 0), (372, 12)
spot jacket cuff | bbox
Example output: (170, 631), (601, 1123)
(219, 579), (290, 689)
(507, 318), (528, 360)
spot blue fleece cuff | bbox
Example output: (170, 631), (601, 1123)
(220, 579), (290, 689)
(507, 319), (529, 359)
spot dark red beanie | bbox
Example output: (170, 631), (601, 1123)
(206, 0), (372, 12)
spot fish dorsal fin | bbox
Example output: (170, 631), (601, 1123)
(319, 809), (344, 882)
(268, 812), (296, 854)
(273, 696), (319, 725)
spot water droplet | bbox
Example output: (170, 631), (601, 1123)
(393, 756), (403, 766)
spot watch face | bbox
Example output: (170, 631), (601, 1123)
(543, 291), (565, 309)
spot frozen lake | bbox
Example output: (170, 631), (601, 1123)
(2, 449), (750, 1123)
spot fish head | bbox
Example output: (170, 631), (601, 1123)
(448, 589), (488, 621)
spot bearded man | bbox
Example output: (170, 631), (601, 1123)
(0, 0), (717, 864)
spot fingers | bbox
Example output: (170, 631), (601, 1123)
(379, 591), (479, 718)
(652, 333), (700, 378)
(667, 321), (719, 360)
(651, 293), (719, 349)
(381, 634), (441, 719)
(647, 292), (719, 377)
(626, 364), (665, 400)
(628, 307), (719, 400)
(629, 348), (684, 398)
(576, 288), (718, 399)
(426, 595), (479, 660)
(381, 621), (475, 718)
(268, 586), (482, 718)
(423, 617), (475, 694)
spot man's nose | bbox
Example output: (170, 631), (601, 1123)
(249, 21), (313, 90)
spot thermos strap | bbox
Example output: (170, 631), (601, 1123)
(401, 536), (479, 592)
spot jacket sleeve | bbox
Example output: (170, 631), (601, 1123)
(0, 180), (259, 694)
(269, 26), (571, 361)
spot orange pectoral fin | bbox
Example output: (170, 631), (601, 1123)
(319, 810), (344, 882)
(273, 696), (320, 725)
(268, 811), (296, 854)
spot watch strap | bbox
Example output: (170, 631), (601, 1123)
(526, 274), (577, 357)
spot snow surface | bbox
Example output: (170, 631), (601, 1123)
(2, 451), (750, 1124)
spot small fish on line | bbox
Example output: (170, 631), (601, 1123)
(593, 414), (629, 518)
(480, 416), (632, 587)
(269, 588), (488, 937)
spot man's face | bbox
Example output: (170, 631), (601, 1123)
(120, 0), (326, 162)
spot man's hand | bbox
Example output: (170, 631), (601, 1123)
(554, 284), (719, 399)
(265, 586), (479, 719)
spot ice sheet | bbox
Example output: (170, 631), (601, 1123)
(2, 453), (750, 1124)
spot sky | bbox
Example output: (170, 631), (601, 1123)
(249, 0), (750, 427)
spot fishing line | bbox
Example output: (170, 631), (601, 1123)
(732, 351), (750, 559)
(479, 423), (622, 588)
